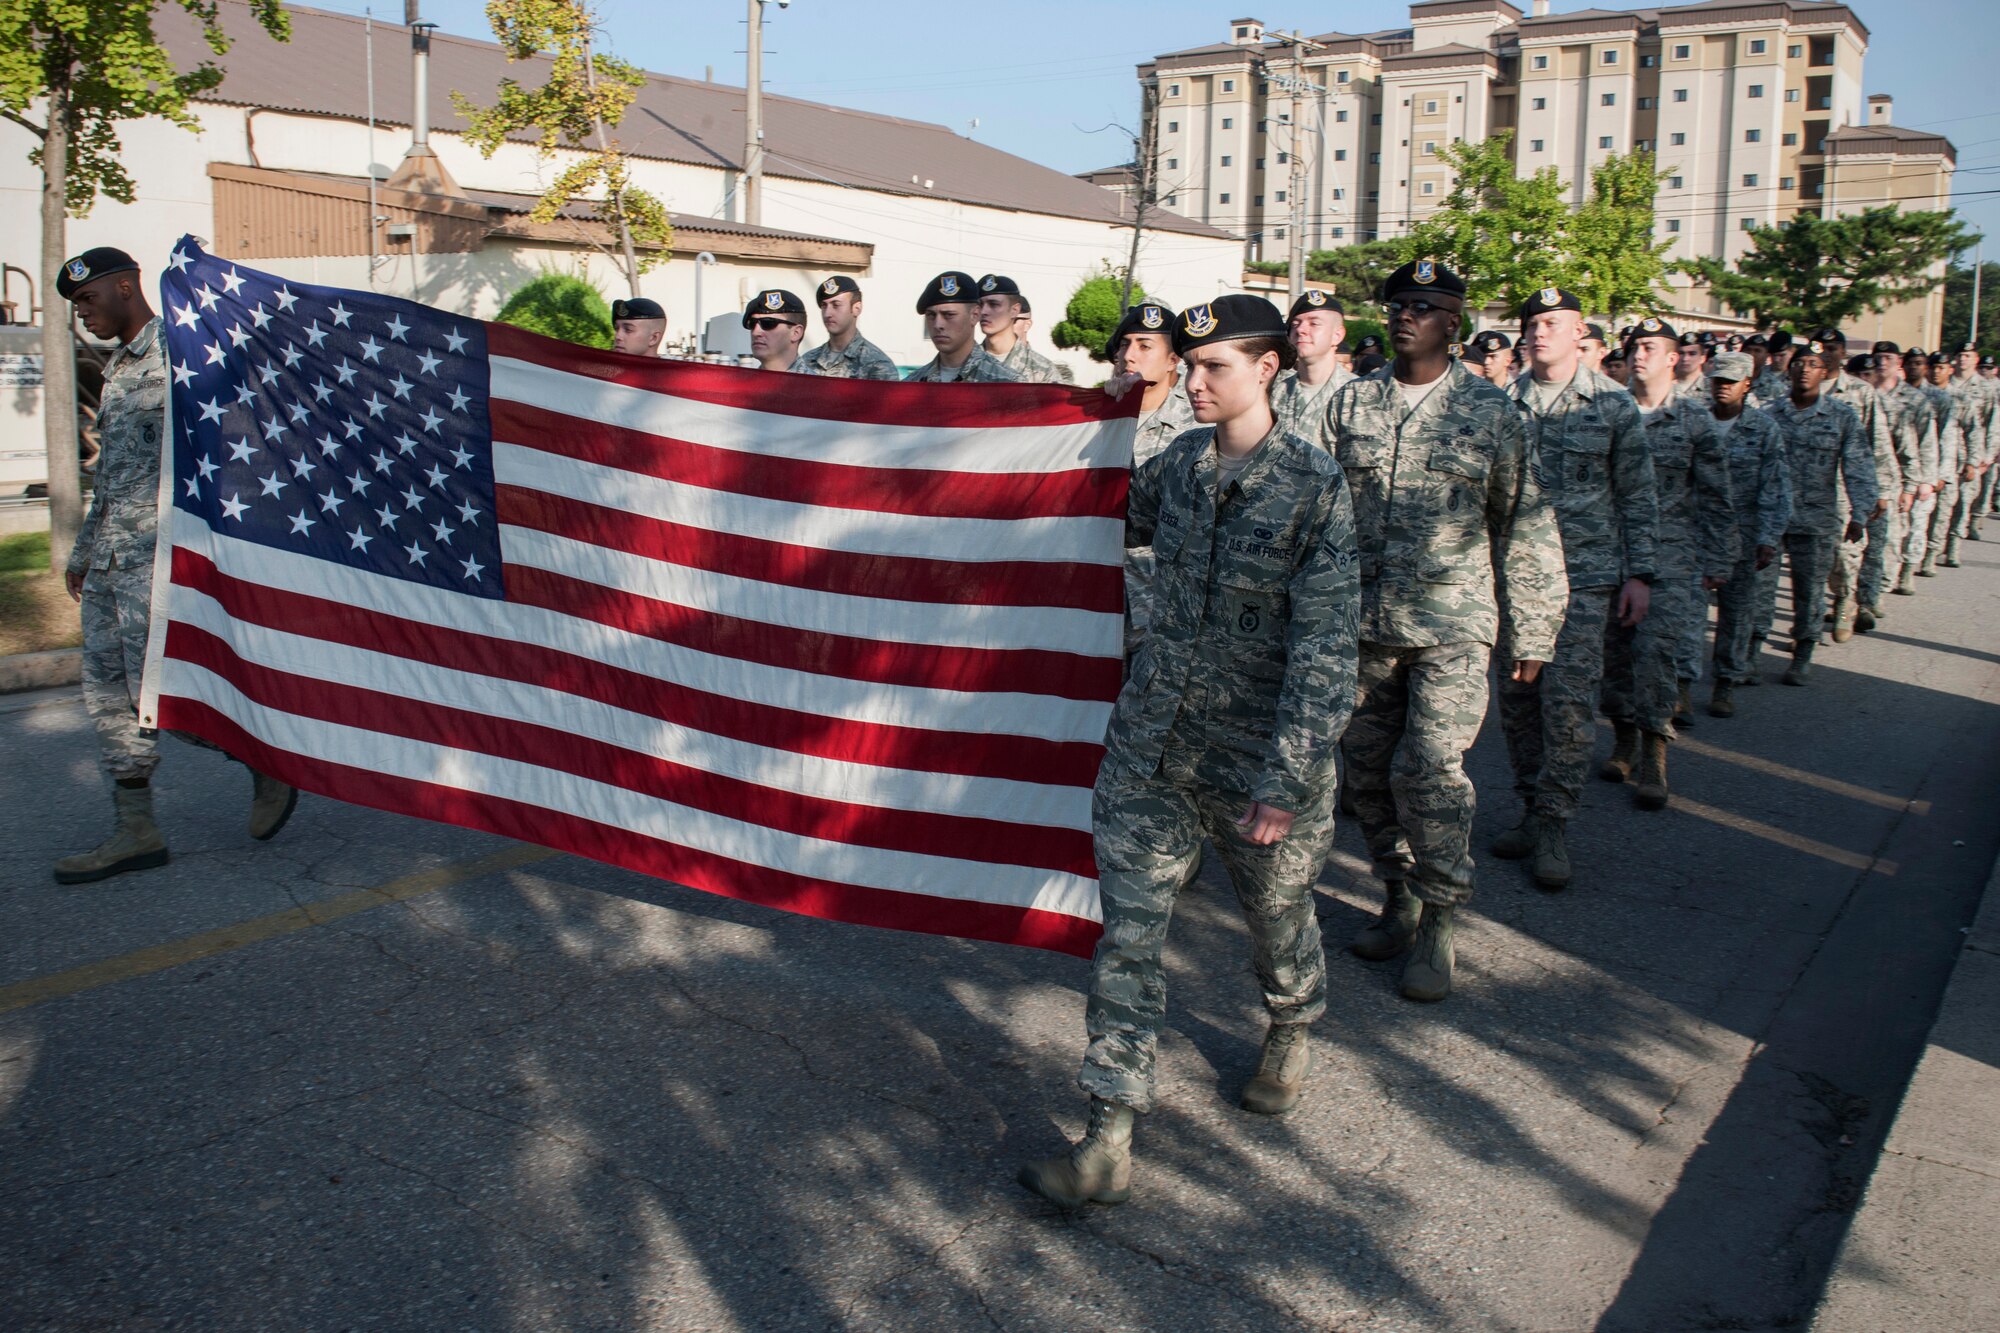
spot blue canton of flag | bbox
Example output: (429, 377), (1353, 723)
(160, 236), (502, 599)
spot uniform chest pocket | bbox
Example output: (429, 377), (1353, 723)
(1215, 569), (1289, 647)
(1650, 439), (1693, 472)
(1426, 444), (1489, 514)
(1151, 515), (1187, 561)
(1336, 434), (1386, 471)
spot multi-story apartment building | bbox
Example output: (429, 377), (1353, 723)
(1116, 1), (1957, 339)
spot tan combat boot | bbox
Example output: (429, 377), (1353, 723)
(1018, 1097), (1134, 1207)
(1400, 903), (1456, 1002)
(1892, 564), (1916, 596)
(1599, 721), (1640, 782)
(1672, 680), (1695, 730)
(248, 769), (299, 841)
(1240, 1022), (1313, 1115)
(1490, 809), (1537, 860)
(54, 785), (170, 885)
(1708, 680), (1736, 718)
(1633, 732), (1670, 811)
(1351, 879), (1422, 961)
(1855, 602), (1878, 633)
(1532, 816), (1572, 891)
(1830, 590), (1855, 642)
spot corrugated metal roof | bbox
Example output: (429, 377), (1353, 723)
(169, 2), (1235, 242)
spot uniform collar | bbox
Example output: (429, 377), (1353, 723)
(122, 316), (162, 359)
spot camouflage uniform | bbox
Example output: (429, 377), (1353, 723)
(1824, 372), (1902, 617)
(1601, 394), (1736, 736)
(1765, 393), (1877, 645)
(1499, 365), (1658, 820)
(1750, 368), (1788, 409)
(903, 347), (1020, 384)
(1329, 361), (1567, 907)
(1710, 407), (1793, 684)
(1885, 380), (1941, 574)
(66, 317), (170, 781)
(1122, 384), (1197, 650)
(790, 332), (901, 380)
(1922, 384), (1965, 568)
(1946, 375), (1996, 547)
(1675, 376), (1713, 408)
(1269, 365), (1353, 453)
(991, 339), (1074, 385)
(1082, 422), (1359, 1113)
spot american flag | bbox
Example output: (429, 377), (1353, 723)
(141, 237), (1134, 956)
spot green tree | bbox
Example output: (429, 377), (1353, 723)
(1568, 150), (1675, 318)
(1942, 260), (2000, 356)
(454, 0), (670, 297)
(1248, 239), (1406, 304)
(1401, 132), (1574, 313)
(1, 0), (290, 571)
(1053, 266), (1146, 363)
(497, 272), (613, 348)
(1681, 207), (1979, 330)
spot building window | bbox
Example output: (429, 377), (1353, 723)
(1637, 96), (1654, 109)
(1666, 218), (1681, 232)
(1745, 128), (1761, 142)
(1602, 49), (1619, 65)
(1743, 173), (1759, 186)
(1255, 157), (1265, 169)
(1670, 132), (1686, 145)
(1781, 176), (1795, 190)
(1254, 194), (1264, 206)
(1337, 70), (1350, 84)
(1369, 151), (1381, 164)
(1421, 181), (1436, 196)
(1425, 99), (1438, 113)
(1740, 217), (1755, 231)
(1220, 193), (1231, 204)
(1532, 54), (1549, 70)
(1332, 226), (1345, 238)
(1167, 84), (1180, 97)
(1788, 43), (1802, 58)
(1673, 44), (1690, 59)
(1222, 79), (1235, 92)
(1167, 121), (1179, 133)
(1335, 149), (1348, 161)
(1642, 54), (1659, 68)
(1602, 92), (1617, 106)
(1336, 109), (1349, 122)
(1782, 132), (1798, 146)
(1332, 188), (1345, 199)
(1167, 157), (1178, 169)
(1371, 113), (1382, 125)
(1277, 152), (1289, 163)
(1786, 88), (1800, 102)
(1669, 175), (1683, 188)
(1749, 38), (1767, 54)
(1748, 84), (1764, 98)
(1598, 135), (1614, 149)
(1532, 96), (1547, 110)
(1275, 191), (1287, 202)
(1423, 141), (1437, 155)
(1221, 155), (1232, 166)
(1235, 24), (1251, 37)
(1221, 117), (1233, 129)
(1531, 138), (1545, 152)
(1813, 180), (1824, 195)
(1273, 226), (1285, 240)
(1164, 194), (1177, 206)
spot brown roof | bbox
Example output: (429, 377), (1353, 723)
(1655, 0), (1868, 42)
(1824, 124), (1956, 164)
(169, 2), (1234, 242)
(1381, 42), (1499, 73)
(1409, 0), (1523, 18)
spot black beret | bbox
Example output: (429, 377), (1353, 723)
(1983, 354), (1998, 368)
(1794, 339), (1833, 361)
(742, 289), (807, 326)
(612, 297), (665, 321)
(1677, 330), (1709, 348)
(1743, 334), (1769, 349)
(977, 274), (1022, 299)
(917, 271), (980, 312)
(1452, 342), (1474, 360)
(1631, 315), (1679, 343)
(1903, 347), (1930, 362)
(1518, 286), (1582, 321)
(1287, 289), (1344, 320)
(1355, 334), (1384, 353)
(1469, 330), (1512, 352)
(1603, 346), (1628, 363)
(1353, 352), (1388, 377)
(1947, 341), (1980, 355)
(1872, 340), (1900, 355)
(1171, 294), (1286, 357)
(1103, 301), (1177, 358)
(57, 247), (139, 299)
(815, 276), (862, 302)
(1380, 259), (1467, 305)
(1582, 322), (1607, 342)
(1619, 324), (1636, 340)
(1814, 326), (1848, 346)
(1845, 354), (1876, 375)
(1767, 330), (1793, 353)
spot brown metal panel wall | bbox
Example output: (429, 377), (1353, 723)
(213, 175), (488, 259)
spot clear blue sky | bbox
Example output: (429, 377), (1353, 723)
(302, 0), (2000, 251)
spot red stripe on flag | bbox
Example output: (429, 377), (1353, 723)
(504, 566), (1123, 701)
(157, 696), (1102, 958)
(489, 399), (1130, 521)
(496, 486), (1123, 614)
(171, 547), (1109, 787)
(488, 321), (1139, 430)
(167, 624), (1097, 876)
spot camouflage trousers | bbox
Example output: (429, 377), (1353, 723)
(1080, 747), (1337, 1113)
(1602, 574), (1698, 737)
(1498, 586), (1612, 822)
(1931, 478), (1961, 557)
(1123, 548), (1157, 661)
(1674, 574), (1710, 685)
(1831, 505), (1904, 610)
(1750, 554), (1783, 651)
(1782, 531), (1839, 646)
(80, 561), (217, 782)
(1952, 469), (1992, 539)
(1342, 641), (1488, 908)
(1903, 492), (1937, 569)
(1712, 550), (1766, 683)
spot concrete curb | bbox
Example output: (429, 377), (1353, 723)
(1813, 852), (2000, 1331)
(0, 648), (82, 695)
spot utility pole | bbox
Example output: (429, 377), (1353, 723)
(1972, 240), (1984, 344)
(743, 0), (764, 226)
(1262, 33), (1323, 306)
(1119, 76), (1160, 314)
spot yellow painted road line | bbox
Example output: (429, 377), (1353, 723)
(0, 843), (558, 1016)
(1673, 797), (1898, 876)
(1673, 735), (1933, 815)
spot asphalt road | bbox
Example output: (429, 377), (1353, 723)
(3, 543), (1997, 1332)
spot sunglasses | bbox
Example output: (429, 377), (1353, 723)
(749, 317), (798, 332)
(1382, 300), (1451, 317)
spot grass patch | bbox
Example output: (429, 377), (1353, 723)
(0, 531), (83, 657)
